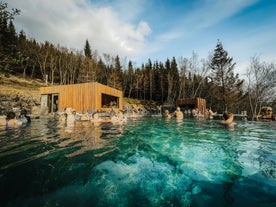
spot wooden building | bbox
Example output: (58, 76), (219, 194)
(40, 82), (123, 113)
(176, 98), (206, 114)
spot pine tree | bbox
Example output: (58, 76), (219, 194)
(0, 2), (20, 73)
(78, 39), (96, 83)
(171, 57), (179, 100)
(125, 60), (134, 98)
(145, 58), (153, 100)
(18, 30), (30, 78)
(84, 39), (92, 59)
(210, 40), (243, 112)
(166, 57), (179, 104)
(96, 58), (107, 84)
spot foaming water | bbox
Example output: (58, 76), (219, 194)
(0, 117), (275, 207)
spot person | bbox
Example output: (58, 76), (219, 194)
(18, 109), (31, 123)
(206, 107), (217, 119)
(61, 107), (77, 123)
(174, 107), (184, 119)
(61, 107), (76, 133)
(192, 108), (199, 117)
(157, 105), (162, 114)
(91, 112), (111, 123)
(164, 109), (172, 119)
(221, 112), (234, 124)
(80, 110), (90, 121)
(0, 111), (23, 127)
(221, 112), (236, 129)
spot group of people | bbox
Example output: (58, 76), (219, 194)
(164, 107), (184, 119)
(165, 107), (217, 120)
(58, 107), (128, 125)
(1, 105), (236, 129)
(163, 107), (236, 128)
(0, 109), (31, 128)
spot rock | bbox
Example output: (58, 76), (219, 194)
(0, 94), (40, 116)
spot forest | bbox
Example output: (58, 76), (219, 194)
(1, 2), (275, 119)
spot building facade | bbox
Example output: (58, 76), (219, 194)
(40, 82), (123, 113)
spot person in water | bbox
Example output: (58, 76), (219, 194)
(0, 111), (23, 127)
(91, 112), (111, 123)
(221, 112), (236, 129)
(18, 109), (31, 123)
(206, 107), (217, 119)
(80, 110), (90, 121)
(221, 112), (234, 124)
(174, 107), (184, 119)
(164, 109), (172, 119)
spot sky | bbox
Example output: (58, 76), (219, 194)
(7, 0), (276, 76)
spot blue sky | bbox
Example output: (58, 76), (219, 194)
(8, 0), (276, 75)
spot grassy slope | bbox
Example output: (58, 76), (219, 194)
(0, 74), (156, 109)
(0, 74), (46, 101)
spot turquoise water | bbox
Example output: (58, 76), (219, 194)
(0, 117), (275, 207)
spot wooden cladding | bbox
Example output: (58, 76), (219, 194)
(40, 82), (123, 112)
(176, 98), (206, 114)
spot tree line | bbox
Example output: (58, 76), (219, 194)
(1, 2), (275, 118)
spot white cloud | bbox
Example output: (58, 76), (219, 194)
(8, 0), (151, 59)
(7, 0), (276, 70)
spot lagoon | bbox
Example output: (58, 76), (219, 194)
(0, 117), (275, 207)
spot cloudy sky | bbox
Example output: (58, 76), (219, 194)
(8, 0), (276, 75)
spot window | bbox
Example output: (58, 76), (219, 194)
(101, 94), (119, 108)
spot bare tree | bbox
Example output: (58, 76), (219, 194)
(246, 56), (276, 119)
(36, 41), (50, 83)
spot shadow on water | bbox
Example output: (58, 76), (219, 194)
(0, 117), (275, 206)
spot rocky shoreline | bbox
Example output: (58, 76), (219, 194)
(0, 93), (40, 115)
(0, 74), (44, 116)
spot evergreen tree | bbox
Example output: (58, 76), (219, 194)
(145, 58), (153, 100)
(171, 57), (179, 100)
(0, 2), (20, 73)
(108, 55), (122, 90)
(84, 39), (92, 58)
(158, 61), (167, 103)
(96, 58), (107, 84)
(153, 61), (161, 102)
(18, 30), (30, 78)
(125, 60), (134, 98)
(209, 40), (243, 112)
(78, 39), (96, 83)
(166, 57), (179, 104)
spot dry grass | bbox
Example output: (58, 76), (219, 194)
(0, 74), (157, 108)
(0, 74), (46, 100)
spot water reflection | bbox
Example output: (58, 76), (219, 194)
(0, 118), (275, 207)
(64, 121), (115, 157)
(0, 118), (123, 171)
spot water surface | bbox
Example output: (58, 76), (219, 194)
(0, 117), (275, 207)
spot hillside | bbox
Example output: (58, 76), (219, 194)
(0, 74), (45, 98)
(0, 74), (46, 115)
(0, 74), (159, 115)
